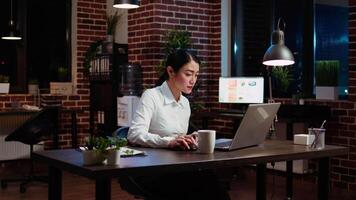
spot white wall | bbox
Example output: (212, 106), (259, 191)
(221, 0), (231, 77)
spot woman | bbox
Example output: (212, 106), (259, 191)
(127, 49), (199, 150)
(125, 49), (230, 200)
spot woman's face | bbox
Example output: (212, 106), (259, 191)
(170, 60), (200, 94)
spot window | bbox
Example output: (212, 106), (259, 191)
(224, 0), (349, 98)
(0, 0), (71, 93)
(314, 1), (348, 97)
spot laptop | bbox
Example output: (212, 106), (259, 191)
(215, 103), (281, 151)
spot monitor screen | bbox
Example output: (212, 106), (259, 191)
(219, 77), (264, 103)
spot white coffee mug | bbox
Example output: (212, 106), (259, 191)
(197, 130), (216, 154)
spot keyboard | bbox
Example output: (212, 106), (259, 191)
(215, 140), (232, 148)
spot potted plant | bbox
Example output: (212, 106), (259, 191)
(106, 134), (127, 165)
(28, 78), (39, 95)
(315, 60), (339, 100)
(82, 136), (109, 165)
(0, 75), (10, 94)
(271, 66), (293, 97)
(58, 66), (69, 82)
(104, 11), (121, 53)
(292, 92), (306, 105)
(50, 66), (73, 95)
(157, 29), (192, 75)
(81, 135), (127, 166)
(157, 29), (205, 111)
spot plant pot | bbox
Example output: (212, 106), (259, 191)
(299, 98), (305, 105)
(106, 150), (121, 166)
(28, 84), (39, 95)
(316, 86), (338, 100)
(0, 83), (10, 94)
(103, 35), (113, 54)
(82, 150), (106, 165)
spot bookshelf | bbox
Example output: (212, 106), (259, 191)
(89, 43), (128, 137)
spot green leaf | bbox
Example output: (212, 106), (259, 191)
(315, 60), (339, 86)
(271, 66), (293, 92)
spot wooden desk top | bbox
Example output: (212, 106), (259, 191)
(33, 140), (348, 179)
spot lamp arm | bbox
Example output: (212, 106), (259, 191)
(267, 66), (274, 103)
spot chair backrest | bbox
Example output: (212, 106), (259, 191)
(113, 126), (129, 139)
(5, 107), (58, 145)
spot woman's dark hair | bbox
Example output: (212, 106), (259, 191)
(156, 49), (200, 86)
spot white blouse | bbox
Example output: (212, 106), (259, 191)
(127, 81), (191, 148)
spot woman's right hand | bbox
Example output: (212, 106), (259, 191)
(168, 135), (196, 150)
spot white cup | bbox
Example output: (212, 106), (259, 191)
(107, 150), (121, 166)
(197, 130), (216, 154)
(308, 128), (325, 149)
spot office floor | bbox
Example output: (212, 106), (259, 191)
(1, 162), (355, 200)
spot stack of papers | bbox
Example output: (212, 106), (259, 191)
(120, 147), (145, 157)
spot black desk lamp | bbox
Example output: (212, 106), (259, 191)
(263, 18), (295, 139)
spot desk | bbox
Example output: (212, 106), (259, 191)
(194, 104), (331, 199)
(33, 140), (347, 200)
(195, 105), (330, 139)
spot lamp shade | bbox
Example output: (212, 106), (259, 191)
(263, 21), (294, 66)
(113, 0), (139, 9)
(2, 20), (21, 40)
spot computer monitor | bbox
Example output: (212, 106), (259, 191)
(219, 77), (264, 104)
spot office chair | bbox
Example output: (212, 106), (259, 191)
(3, 107), (58, 193)
(111, 126), (153, 199)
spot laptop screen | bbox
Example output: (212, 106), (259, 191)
(218, 77), (264, 104)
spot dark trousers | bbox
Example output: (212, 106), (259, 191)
(119, 170), (231, 200)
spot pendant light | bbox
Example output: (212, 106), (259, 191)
(113, 0), (140, 9)
(2, 0), (22, 40)
(262, 18), (294, 66)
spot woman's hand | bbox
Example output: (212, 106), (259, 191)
(189, 131), (198, 142)
(168, 135), (198, 150)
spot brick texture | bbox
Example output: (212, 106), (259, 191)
(127, 0), (221, 101)
(0, 0), (355, 191)
(0, 0), (107, 149)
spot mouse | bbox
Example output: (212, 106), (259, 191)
(188, 144), (198, 151)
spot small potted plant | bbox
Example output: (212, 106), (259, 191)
(0, 75), (10, 94)
(104, 11), (121, 53)
(81, 135), (127, 166)
(271, 66), (293, 97)
(50, 66), (73, 95)
(58, 66), (69, 82)
(28, 78), (39, 95)
(106, 134), (127, 165)
(82, 136), (109, 165)
(315, 60), (339, 100)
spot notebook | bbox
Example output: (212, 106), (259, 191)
(215, 103), (281, 151)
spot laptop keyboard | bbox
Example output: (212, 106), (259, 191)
(215, 140), (232, 148)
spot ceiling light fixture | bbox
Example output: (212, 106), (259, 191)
(113, 0), (140, 9)
(2, 0), (22, 40)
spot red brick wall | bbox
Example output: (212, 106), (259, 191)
(0, 0), (107, 148)
(0, 0), (355, 191)
(75, 0), (107, 146)
(127, 0), (221, 103)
